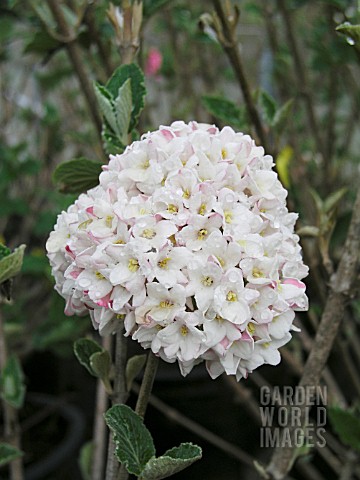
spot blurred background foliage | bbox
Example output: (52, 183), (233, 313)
(1, 0), (360, 478)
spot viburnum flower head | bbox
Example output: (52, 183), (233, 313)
(46, 121), (308, 380)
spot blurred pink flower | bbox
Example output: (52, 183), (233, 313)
(145, 47), (162, 77)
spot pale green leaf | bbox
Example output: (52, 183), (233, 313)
(0, 443), (23, 467)
(0, 355), (26, 409)
(114, 78), (132, 145)
(140, 443), (202, 480)
(105, 404), (155, 476)
(276, 145), (293, 188)
(0, 245), (25, 284)
(107, 63), (146, 131)
(126, 354), (147, 390)
(52, 158), (102, 194)
(74, 338), (103, 376)
(90, 350), (112, 392)
(94, 83), (119, 135)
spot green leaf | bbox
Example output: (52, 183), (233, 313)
(0, 245), (26, 285)
(336, 23), (360, 47)
(23, 30), (61, 55)
(0, 443), (23, 467)
(78, 441), (93, 480)
(74, 338), (103, 376)
(107, 63), (146, 131)
(102, 125), (126, 155)
(105, 404), (155, 476)
(202, 95), (245, 130)
(272, 99), (294, 133)
(52, 158), (102, 194)
(94, 83), (119, 135)
(0, 355), (26, 409)
(140, 443), (202, 480)
(90, 350), (112, 393)
(323, 187), (347, 214)
(259, 90), (277, 124)
(329, 406), (360, 452)
(114, 78), (132, 144)
(126, 354), (147, 390)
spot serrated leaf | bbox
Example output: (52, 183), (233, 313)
(272, 99), (294, 133)
(0, 355), (26, 409)
(78, 441), (93, 480)
(126, 354), (147, 390)
(105, 404), (155, 476)
(0, 443), (23, 467)
(114, 78), (132, 144)
(329, 406), (360, 452)
(276, 145), (293, 188)
(323, 187), (347, 214)
(107, 63), (146, 131)
(52, 158), (102, 194)
(0, 244), (25, 285)
(94, 83), (119, 135)
(259, 90), (277, 124)
(140, 443), (202, 480)
(74, 338), (103, 376)
(202, 95), (245, 130)
(336, 23), (360, 46)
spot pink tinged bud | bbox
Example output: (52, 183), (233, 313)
(86, 206), (95, 216)
(160, 128), (175, 141)
(145, 48), (162, 76)
(96, 293), (112, 308)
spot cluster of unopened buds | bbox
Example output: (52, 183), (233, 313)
(47, 121), (308, 380)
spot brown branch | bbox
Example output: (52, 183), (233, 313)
(276, 0), (326, 162)
(105, 327), (128, 480)
(266, 187), (360, 479)
(0, 309), (24, 480)
(135, 351), (159, 418)
(47, 0), (102, 140)
(212, 0), (268, 151)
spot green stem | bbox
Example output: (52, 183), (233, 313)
(135, 351), (159, 418)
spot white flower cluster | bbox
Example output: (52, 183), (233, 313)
(47, 121), (308, 380)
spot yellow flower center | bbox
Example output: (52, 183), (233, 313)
(262, 342), (270, 349)
(128, 258), (139, 272)
(215, 314), (224, 323)
(78, 219), (93, 230)
(116, 314), (125, 320)
(158, 257), (171, 269)
(95, 271), (106, 280)
(198, 203), (206, 215)
(169, 234), (177, 246)
(183, 189), (190, 199)
(142, 159), (150, 169)
(142, 228), (156, 239)
(226, 290), (237, 302)
(247, 322), (256, 334)
(216, 256), (225, 267)
(167, 204), (178, 214)
(159, 300), (173, 308)
(105, 215), (113, 228)
(221, 148), (227, 159)
(201, 276), (214, 286)
(252, 268), (264, 278)
(114, 238), (125, 244)
(224, 210), (233, 224)
(181, 325), (188, 336)
(197, 229), (208, 240)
